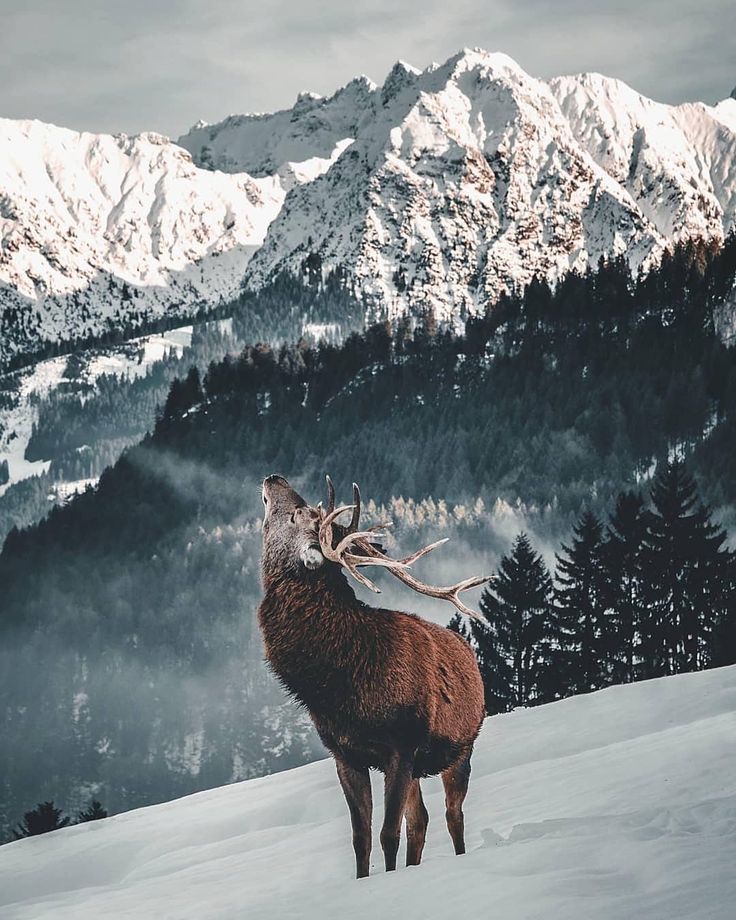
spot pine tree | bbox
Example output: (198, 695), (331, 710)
(471, 534), (553, 713)
(162, 366), (203, 421)
(447, 613), (468, 640)
(554, 511), (610, 694)
(76, 800), (108, 823)
(642, 461), (731, 675)
(603, 492), (649, 683)
(12, 801), (70, 839)
(182, 366), (203, 407)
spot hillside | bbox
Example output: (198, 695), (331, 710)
(2, 666), (735, 919)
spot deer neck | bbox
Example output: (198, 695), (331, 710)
(258, 568), (369, 711)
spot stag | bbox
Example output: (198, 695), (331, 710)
(258, 474), (488, 878)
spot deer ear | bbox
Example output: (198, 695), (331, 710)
(300, 544), (325, 570)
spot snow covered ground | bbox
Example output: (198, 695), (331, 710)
(2, 665), (734, 919)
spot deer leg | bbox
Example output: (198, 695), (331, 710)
(335, 756), (372, 879)
(442, 752), (471, 855)
(404, 778), (429, 867)
(380, 754), (413, 872)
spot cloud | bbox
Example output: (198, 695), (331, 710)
(1, 0), (733, 138)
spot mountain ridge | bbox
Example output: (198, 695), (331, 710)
(2, 48), (736, 364)
(0, 118), (284, 366)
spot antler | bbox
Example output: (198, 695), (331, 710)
(318, 476), (491, 620)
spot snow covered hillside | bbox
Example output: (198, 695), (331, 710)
(2, 666), (735, 920)
(550, 73), (736, 243)
(0, 324), (194, 498)
(178, 76), (376, 187)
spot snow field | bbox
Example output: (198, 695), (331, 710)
(1, 666), (734, 919)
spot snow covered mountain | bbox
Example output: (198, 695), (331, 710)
(0, 121), (284, 366)
(3, 50), (736, 365)
(549, 73), (736, 243)
(242, 51), (659, 321)
(178, 75), (376, 188)
(2, 666), (735, 919)
(187, 49), (736, 323)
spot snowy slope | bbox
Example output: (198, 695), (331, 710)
(550, 72), (736, 241)
(2, 666), (735, 920)
(0, 120), (283, 365)
(0, 324), (194, 497)
(713, 97), (736, 134)
(177, 76), (376, 187)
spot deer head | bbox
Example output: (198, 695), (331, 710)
(261, 475), (326, 584)
(261, 474), (490, 617)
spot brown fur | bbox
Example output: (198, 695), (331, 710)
(258, 475), (485, 878)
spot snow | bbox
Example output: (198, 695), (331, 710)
(177, 76), (375, 183)
(301, 322), (341, 343)
(712, 98), (736, 134)
(243, 49), (672, 320)
(2, 666), (734, 920)
(0, 356), (66, 496)
(50, 477), (99, 503)
(550, 72), (736, 241)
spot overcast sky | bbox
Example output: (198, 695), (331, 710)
(1, 0), (734, 138)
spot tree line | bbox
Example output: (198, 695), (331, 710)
(12, 800), (107, 839)
(453, 461), (735, 714)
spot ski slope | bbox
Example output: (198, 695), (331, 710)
(2, 666), (735, 919)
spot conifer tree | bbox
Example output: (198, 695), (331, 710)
(642, 461), (731, 675)
(447, 612), (469, 640)
(471, 533), (553, 713)
(162, 366), (203, 420)
(554, 511), (610, 694)
(603, 492), (649, 682)
(76, 800), (108, 823)
(12, 801), (70, 839)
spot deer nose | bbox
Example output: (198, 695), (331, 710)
(264, 474), (289, 487)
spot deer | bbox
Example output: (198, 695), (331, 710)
(257, 474), (489, 879)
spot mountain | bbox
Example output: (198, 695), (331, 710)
(2, 666), (735, 919)
(549, 72), (736, 242)
(243, 51), (664, 322)
(177, 75), (376, 187)
(3, 51), (736, 366)
(0, 120), (284, 367)
(189, 49), (736, 323)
